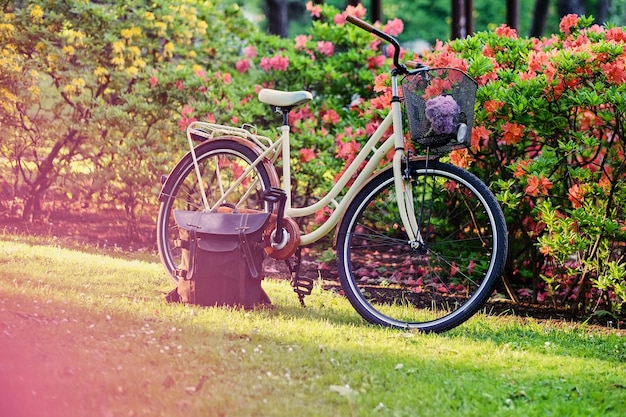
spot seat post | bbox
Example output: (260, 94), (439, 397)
(282, 110), (289, 127)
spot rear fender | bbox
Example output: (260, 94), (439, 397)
(159, 135), (280, 203)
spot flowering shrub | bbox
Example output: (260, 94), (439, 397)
(421, 15), (626, 317)
(6, 0), (625, 317)
(175, 2), (395, 227)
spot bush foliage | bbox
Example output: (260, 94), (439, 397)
(1, 1), (625, 317)
(421, 15), (626, 316)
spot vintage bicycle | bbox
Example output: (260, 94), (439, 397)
(156, 15), (508, 333)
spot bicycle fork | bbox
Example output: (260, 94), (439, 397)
(389, 73), (424, 249)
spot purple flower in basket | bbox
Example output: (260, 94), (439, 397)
(424, 95), (460, 135)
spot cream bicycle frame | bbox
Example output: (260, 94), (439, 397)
(185, 75), (420, 247)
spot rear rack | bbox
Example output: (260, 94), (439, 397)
(186, 121), (274, 152)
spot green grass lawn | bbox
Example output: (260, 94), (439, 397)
(1, 237), (625, 417)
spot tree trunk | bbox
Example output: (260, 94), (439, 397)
(596, 0), (609, 24)
(557, 0), (585, 16)
(451, 0), (467, 39)
(506, 0), (519, 30)
(370, 0), (382, 23)
(265, 0), (288, 38)
(529, 0), (549, 37)
(20, 129), (84, 221)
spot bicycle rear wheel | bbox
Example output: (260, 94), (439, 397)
(336, 160), (507, 333)
(157, 138), (274, 282)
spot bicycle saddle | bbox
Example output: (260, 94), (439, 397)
(258, 89), (312, 108)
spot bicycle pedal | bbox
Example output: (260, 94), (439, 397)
(293, 276), (314, 296)
(262, 187), (287, 203)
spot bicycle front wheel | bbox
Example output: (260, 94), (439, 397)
(336, 160), (507, 333)
(157, 138), (275, 282)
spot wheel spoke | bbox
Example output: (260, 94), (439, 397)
(337, 160), (507, 332)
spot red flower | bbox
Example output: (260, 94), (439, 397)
(568, 184), (584, 208)
(500, 122), (524, 145)
(525, 175), (552, 197)
(299, 148), (316, 163)
(471, 125), (491, 149)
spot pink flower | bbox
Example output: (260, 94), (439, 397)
(336, 140), (360, 160)
(178, 107), (197, 130)
(345, 3), (366, 19)
(244, 45), (257, 59)
(295, 35), (311, 50)
(322, 109), (339, 124)
(373, 73), (389, 92)
(149, 75), (158, 88)
(305, 1), (322, 18)
(600, 61), (626, 84)
(236, 59), (251, 74)
(196, 69), (207, 82)
(559, 14), (579, 36)
(383, 18), (404, 37)
(222, 72), (232, 84)
(365, 120), (379, 136)
(260, 57), (272, 72)
(334, 3), (366, 25)
(299, 148), (316, 163)
(525, 175), (552, 197)
(367, 55), (386, 69)
(568, 184), (584, 208)
(606, 27), (626, 43)
(271, 55), (289, 71)
(494, 24), (518, 39)
(181, 105), (194, 116)
(316, 41), (334, 57)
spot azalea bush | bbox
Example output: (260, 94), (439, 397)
(421, 15), (626, 316)
(174, 2), (404, 228)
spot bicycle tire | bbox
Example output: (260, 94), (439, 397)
(157, 138), (274, 282)
(336, 159), (507, 333)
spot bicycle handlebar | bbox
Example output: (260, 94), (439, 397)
(346, 15), (408, 74)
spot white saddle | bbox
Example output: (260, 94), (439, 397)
(258, 89), (312, 108)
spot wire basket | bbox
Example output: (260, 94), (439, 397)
(402, 68), (477, 154)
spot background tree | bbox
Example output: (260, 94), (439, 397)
(265, 0), (289, 37)
(0, 0), (257, 237)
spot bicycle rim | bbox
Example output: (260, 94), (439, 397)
(156, 140), (273, 282)
(337, 160), (507, 332)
